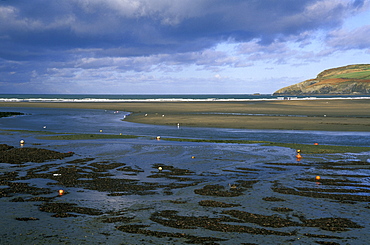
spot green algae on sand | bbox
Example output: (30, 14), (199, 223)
(263, 142), (370, 154)
(2, 129), (138, 140)
(162, 137), (370, 154)
(37, 133), (139, 140)
(1, 129), (60, 135)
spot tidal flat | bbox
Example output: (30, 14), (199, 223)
(0, 103), (369, 244)
(1, 99), (370, 131)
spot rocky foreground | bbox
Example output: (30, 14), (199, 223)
(0, 112), (24, 118)
(0, 144), (74, 164)
(1, 143), (369, 244)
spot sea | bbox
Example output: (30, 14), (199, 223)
(1, 93), (370, 102)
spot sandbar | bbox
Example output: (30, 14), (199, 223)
(1, 99), (370, 131)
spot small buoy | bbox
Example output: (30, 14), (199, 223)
(314, 143), (319, 145)
(191, 156), (195, 159)
(43, 126), (47, 129)
(162, 115), (165, 117)
(120, 133), (122, 135)
(99, 129), (103, 132)
(156, 136), (161, 140)
(145, 114), (148, 117)
(177, 123), (180, 128)
(58, 190), (64, 195)
(158, 167), (163, 171)
(296, 153), (302, 159)
(315, 176), (321, 180)
(296, 149), (301, 153)
(20, 139), (25, 144)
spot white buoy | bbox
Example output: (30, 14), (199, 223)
(20, 139), (25, 144)
(43, 126), (47, 129)
(158, 167), (163, 171)
(156, 136), (161, 140)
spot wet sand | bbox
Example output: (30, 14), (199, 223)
(1, 99), (370, 131)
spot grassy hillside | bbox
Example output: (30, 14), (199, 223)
(274, 64), (370, 95)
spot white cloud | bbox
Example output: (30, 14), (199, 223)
(327, 25), (370, 49)
(214, 74), (221, 79)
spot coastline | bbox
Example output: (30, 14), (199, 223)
(1, 99), (370, 131)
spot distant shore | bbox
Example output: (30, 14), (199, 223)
(1, 99), (370, 131)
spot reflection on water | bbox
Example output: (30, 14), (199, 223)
(1, 107), (370, 147)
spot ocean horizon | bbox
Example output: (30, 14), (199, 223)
(1, 93), (370, 102)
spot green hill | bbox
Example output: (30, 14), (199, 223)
(273, 64), (370, 95)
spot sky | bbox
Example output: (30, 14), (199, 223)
(1, 0), (370, 94)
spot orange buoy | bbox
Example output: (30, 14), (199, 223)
(315, 176), (321, 180)
(296, 153), (302, 159)
(58, 190), (64, 195)
(191, 156), (195, 159)
(314, 143), (319, 145)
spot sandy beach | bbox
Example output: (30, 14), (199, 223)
(1, 99), (370, 131)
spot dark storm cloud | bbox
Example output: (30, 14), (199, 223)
(1, 0), (364, 59)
